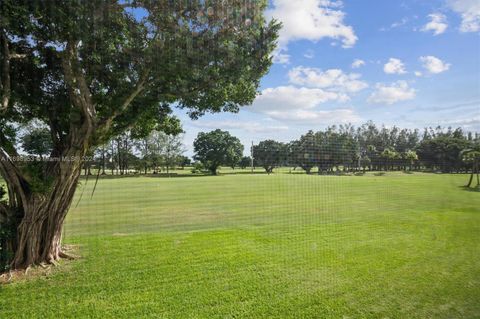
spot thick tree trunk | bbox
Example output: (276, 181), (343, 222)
(10, 161), (82, 269)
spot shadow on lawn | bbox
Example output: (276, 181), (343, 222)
(458, 185), (480, 192)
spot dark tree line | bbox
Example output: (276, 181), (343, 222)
(252, 122), (479, 176)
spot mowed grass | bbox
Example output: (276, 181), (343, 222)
(1, 172), (479, 318)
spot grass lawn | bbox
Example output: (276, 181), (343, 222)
(0, 172), (479, 318)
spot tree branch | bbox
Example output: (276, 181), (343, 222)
(0, 148), (29, 207)
(61, 41), (96, 132)
(98, 68), (150, 132)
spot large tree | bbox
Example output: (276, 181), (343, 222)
(193, 129), (243, 175)
(252, 140), (285, 173)
(0, 1), (279, 270)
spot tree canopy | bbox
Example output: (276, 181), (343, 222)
(193, 129), (244, 174)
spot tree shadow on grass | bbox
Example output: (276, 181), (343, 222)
(458, 185), (480, 193)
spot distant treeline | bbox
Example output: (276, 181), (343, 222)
(251, 122), (479, 174)
(19, 121), (479, 176)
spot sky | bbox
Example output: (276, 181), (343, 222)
(175, 0), (480, 156)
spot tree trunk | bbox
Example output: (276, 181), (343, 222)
(10, 159), (82, 269)
(466, 171), (474, 188)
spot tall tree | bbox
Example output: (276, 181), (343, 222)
(0, 1), (279, 270)
(149, 131), (185, 174)
(193, 130), (244, 175)
(289, 131), (317, 174)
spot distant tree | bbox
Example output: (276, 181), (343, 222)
(403, 150), (418, 171)
(150, 131), (185, 174)
(381, 148), (400, 171)
(239, 156), (252, 169)
(290, 131), (317, 174)
(21, 127), (53, 160)
(253, 140), (285, 173)
(359, 155), (371, 173)
(461, 146), (480, 188)
(417, 132), (470, 172)
(193, 130), (244, 175)
(178, 156), (192, 170)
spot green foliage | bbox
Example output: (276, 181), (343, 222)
(239, 156), (252, 169)
(193, 130), (244, 174)
(191, 162), (205, 174)
(253, 140), (286, 173)
(21, 127), (53, 158)
(417, 133), (471, 172)
(178, 156), (191, 169)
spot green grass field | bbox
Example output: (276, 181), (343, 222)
(1, 171), (479, 318)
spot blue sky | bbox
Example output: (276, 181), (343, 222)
(176, 0), (480, 156)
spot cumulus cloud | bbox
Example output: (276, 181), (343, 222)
(420, 56), (451, 74)
(288, 67), (369, 94)
(253, 86), (349, 113)
(422, 13), (448, 35)
(383, 58), (407, 74)
(447, 0), (480, 32)
(368, 81), (416, 105)
(351, 59), (365, 69)
(267, 0), (357, 63)
(250, 86), (361, 125)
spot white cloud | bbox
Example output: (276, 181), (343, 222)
(191, 120), (289, 134)
(368, 81), (416, 105)
(383, 58), (407, 74)
(266, 0), (358, 52)
(414, 71), (423, 77)
(422, 13), (448, 35)
(351, 59), (365, 69)
(420, 56), (451, 74)
(304, 50), (315, 59)
(250, 86), (361, 125)
(253, 86), (349, 113)
(391, 17), (409, 28)
(447, 0), (480, 32)
(272, 50), (290, 64)
(288, 67), (369, 93)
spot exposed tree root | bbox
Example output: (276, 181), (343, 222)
(1, 246), (80, 284)
(58, 251), (77, 260)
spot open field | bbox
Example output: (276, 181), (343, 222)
(1, 172), (479, 318)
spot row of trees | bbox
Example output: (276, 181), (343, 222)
(250, 123), (479, 177)
(19, 126), (191, 176)
(20, 123), (480, 179)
